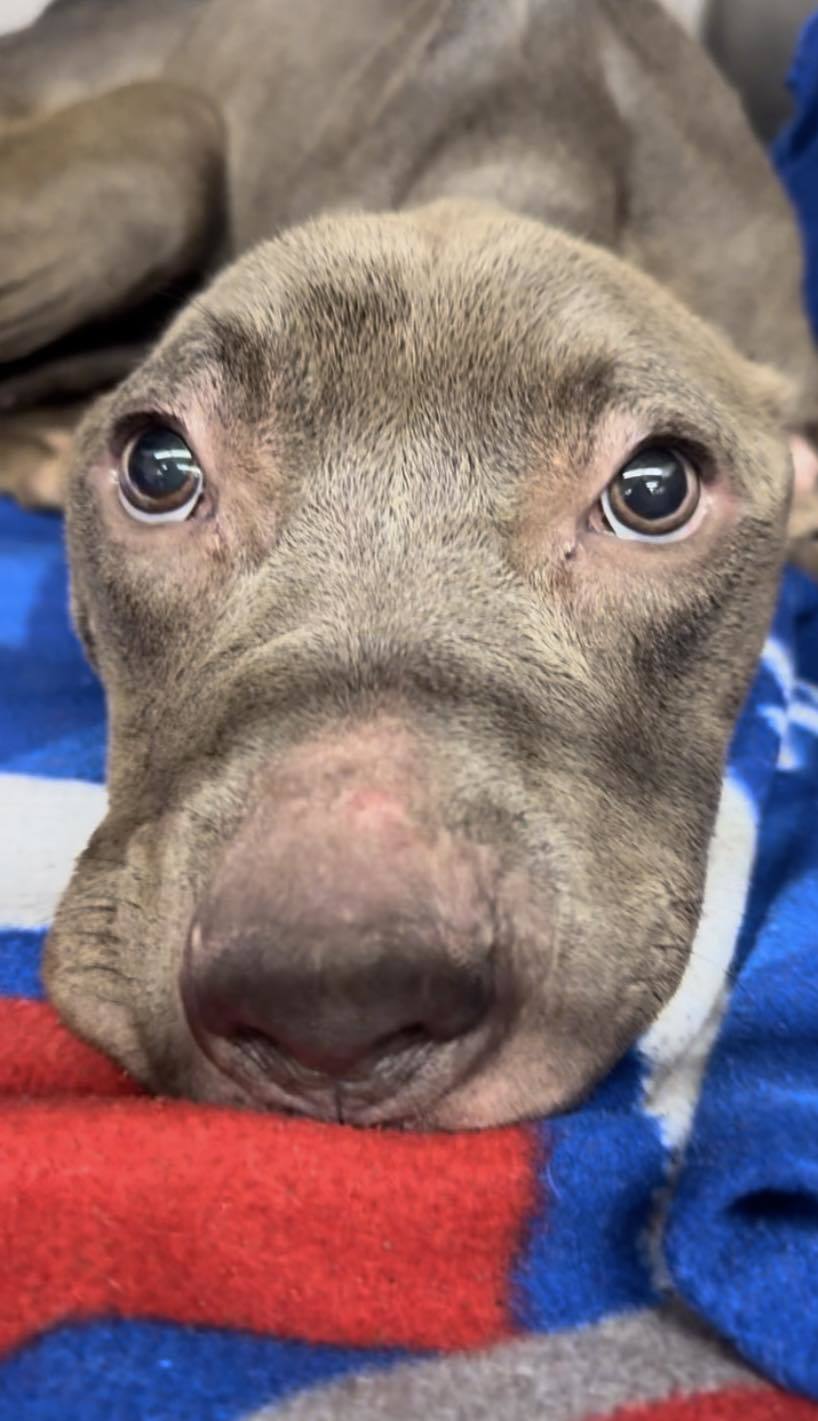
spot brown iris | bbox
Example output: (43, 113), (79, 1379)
(119, 427), (203, 520)
(605, 446), (700, 537)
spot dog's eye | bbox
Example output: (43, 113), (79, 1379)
(118, 427), (203, 523)
(600, 446), (700, 542)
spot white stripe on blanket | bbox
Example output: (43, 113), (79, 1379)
(0, 773), (107, 928)
(640, 774), (757, 1150)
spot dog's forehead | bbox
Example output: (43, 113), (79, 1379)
(155, 207), (753, 452)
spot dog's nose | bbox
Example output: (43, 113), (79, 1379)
(183, 934), (492, 1083)
(180, 732), (498, 1104)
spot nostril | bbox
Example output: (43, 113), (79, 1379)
(229, 1026), (360, 1086)
(229, 1020), (438, 1082)
(374, 1023), (433, 1054)
(183, 891), (497, 1100)
(230, 1027), (290, 1078)
(235, 1025), (363, 1079)
(185, 953), (496, 1088)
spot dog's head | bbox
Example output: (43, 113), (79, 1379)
(46, 201), (795, 1126)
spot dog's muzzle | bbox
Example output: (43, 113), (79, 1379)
(179, 725), (501, 1117)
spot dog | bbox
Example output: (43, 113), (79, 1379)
(1, 0), (817, 1128)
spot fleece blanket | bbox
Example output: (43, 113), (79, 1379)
(4, 20), (818, 1421)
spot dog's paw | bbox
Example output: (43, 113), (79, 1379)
(0, 258), (78, 366)
(0, 413), (73, 510)
(0, 123), (95, 363)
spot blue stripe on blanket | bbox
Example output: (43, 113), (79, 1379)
(514, 1053), (664, 1329)
(0, 1319), (401, 1421)
(0, 501), (105, 783)
(776, 11), (818, 337)
(666, 570), (818, 1395)
(0, 928), (45, 998)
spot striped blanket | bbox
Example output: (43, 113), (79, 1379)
(3, 17), (818, 1421)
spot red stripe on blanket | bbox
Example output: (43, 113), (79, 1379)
(596, 1386), (818, 1418)
(0, 1001), (140, 1097)
(0, 1006), (537, 1354)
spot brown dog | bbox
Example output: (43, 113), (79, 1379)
(2, 0), (817, 1127)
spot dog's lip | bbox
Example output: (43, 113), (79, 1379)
(230, 1023), (437, 1097)
(186, 1005), (503, 1128)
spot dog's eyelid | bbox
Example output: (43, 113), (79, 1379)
(107, 409), (195, 460)
(619, 431), (714, 481)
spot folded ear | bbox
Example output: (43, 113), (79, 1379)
(597, 0), (818, 432)
(741, 358), (818, 573)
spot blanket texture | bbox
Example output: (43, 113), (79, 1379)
(4, 18), (818, 1421)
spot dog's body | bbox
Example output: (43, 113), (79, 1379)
(2, 0), (817, 1127)
(0, 0), (816, 422)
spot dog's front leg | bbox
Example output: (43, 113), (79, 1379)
(0, 405), (78, 509)
(0, 81), (226, 368)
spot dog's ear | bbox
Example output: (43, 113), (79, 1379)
(735, 360), (818, 572)
(595, 0), (818, 432)
(418, 0), (818, 430)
